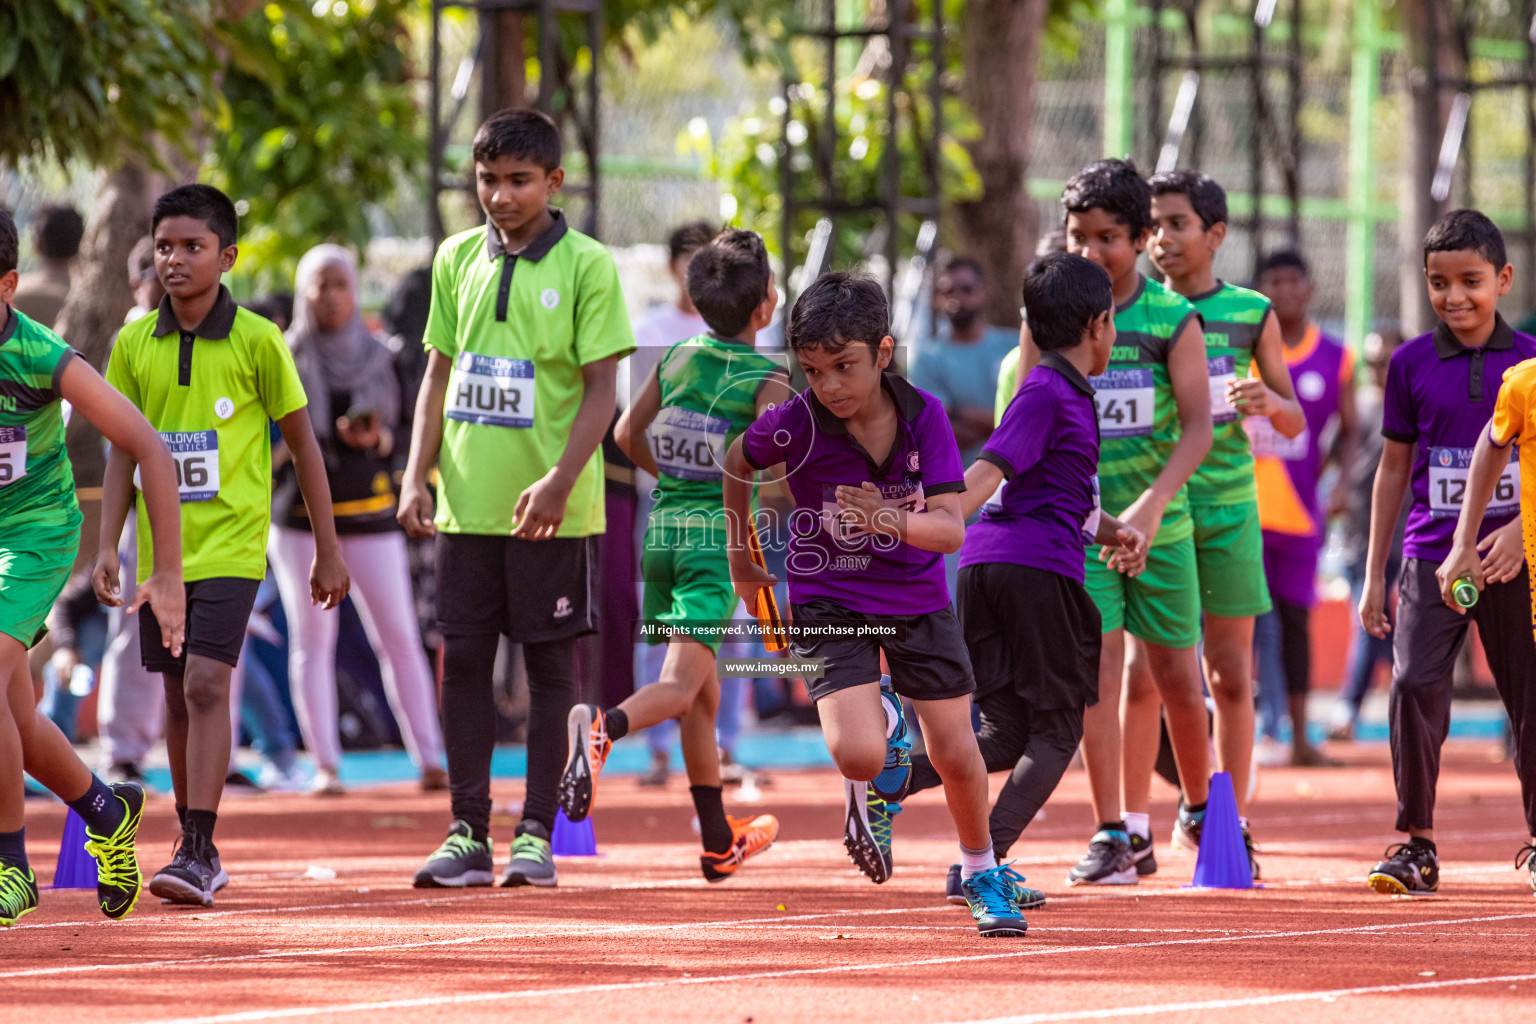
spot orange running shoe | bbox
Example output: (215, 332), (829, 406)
(701, 814), (780, 882)
(558, 704), (611, 822)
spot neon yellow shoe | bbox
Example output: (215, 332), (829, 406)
(83, 782), (145, 920)
(0, 862), (39, 927)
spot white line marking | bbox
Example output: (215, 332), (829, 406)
(102, 911), (1536, 1024)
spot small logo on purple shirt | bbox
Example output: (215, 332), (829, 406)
(907, 450), (920, 473)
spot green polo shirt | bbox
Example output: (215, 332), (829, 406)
(423, 209), (636, 537)
(107, 286), (308, 583)
(0, 305), (80, 528)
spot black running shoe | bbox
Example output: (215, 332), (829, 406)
(1066, 830), (1137, 886)
(83, 782), (144, 919)
(1517, 844), (1536, 894)
(413, 820), (495, 888)
(149, 834), (217, 907)
(1242, 822), (1261, 881)
(1368, 841), (1439, 895)
(1129, 832), (1157, 876)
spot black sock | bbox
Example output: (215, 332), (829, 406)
(66, 775), (120, 834)
(606, 707), (629, 742)
(691, 785), (733, 855)
(1409, 836), (1438, 854)
(184, 809), (218, 851)
(176, 805), (187, 830)
(1099, 820), (1127, 834)
(1184, 801), (1208, 816)
(0, 827), (26, 867)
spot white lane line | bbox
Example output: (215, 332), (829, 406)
(104, 910), (1536, 1024)
(927, 971), (1536, 1023)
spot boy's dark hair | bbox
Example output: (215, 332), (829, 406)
(34, 205), (85, 260)
(1148, 169), (1227, 230)
(153, 184), (239, 249)
(686, 229), (771, 337)
(787, 271), (889, 352)
(1424, 208), (1508, 270)
(941, 255), (985, 280)
(1255, 249), (1310, 279)
(0, 209), (17, 277)
(1022, 252), (1115, 352)
(668, 221), (718, 262)
(472, 108), (562, 172)
(1062, 158), (1152, 239)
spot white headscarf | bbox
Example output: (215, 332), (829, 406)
(287, 244), (400, 441)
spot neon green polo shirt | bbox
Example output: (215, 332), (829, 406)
(107, 286), (307, 583)
(423, 210), (636, 537)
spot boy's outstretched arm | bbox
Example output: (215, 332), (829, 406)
(1358, 438), (1412, 638)
(958, 458), (1004, 521)
(1438, 425), (1520, 609)
(63, 358), (185, 657)
(277, 407), (350, 609)
(513, 355), (618, 540)
(723, 436), (776, 605)
(1234, 313), (1305, 438)
(399, 349), (450, 538)
(615, 366), (661, 478)
(1120, 319), (1212, 546)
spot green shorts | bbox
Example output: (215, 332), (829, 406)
(0, 510), (82, 648)
(1084, 534), (1201, 649)
(1191, 501), (1272, 618)
(641, 528), (741, 654)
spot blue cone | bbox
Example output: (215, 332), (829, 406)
(1188, 771), (1254, 890)
(552, 808), (597, 857)
(51, 810), (98, 890)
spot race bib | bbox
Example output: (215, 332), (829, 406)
(821, 484), (926, 544)
(648, 406), (728, 482)
(1081, 475), (1102, 543)
(1089, 368), (1155, 438)
(448, 353), (535, 428)
(0, 426), (26, 488)
(1427, 445), (1520, 519)
(1245, 417), (1309, 461)
(134, 430), (220, 503)
(1208, 356), (1238, 424)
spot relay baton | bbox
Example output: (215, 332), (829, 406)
(746, 525), (787, 652)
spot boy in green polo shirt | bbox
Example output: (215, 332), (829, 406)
(1015, 159), (1215, 887)
(100, 185), (349, 907)
(402, 108), (636, 890)
(0, 208), (187, 926)
(1146, 170), (1304, 872)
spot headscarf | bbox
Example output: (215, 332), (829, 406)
(287, 244), (400, 442)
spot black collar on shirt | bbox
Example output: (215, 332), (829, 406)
(1184, 280), (1226, 304)
(0, 304), (15, 347)
(1432, 312), (1514, 359)
(1115, 274), (1148, 314)
(1039, 350), (1095, 396)
(153, 284), (239, 387)
(483, 208), (568, 263)
(805, 371), (925, 480)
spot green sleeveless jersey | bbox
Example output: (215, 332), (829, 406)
(648, 334), (786, 525)
(1185, 282), (1272, 506)
(0, 306), (79, 527)
(1090, 275), (1201, 547)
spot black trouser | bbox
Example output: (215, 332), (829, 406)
(1391, 557), (1536, 835)
(1271, 598), (1311, 695)
(909, 691), (1085, 858)
(441, 634), (578, 837)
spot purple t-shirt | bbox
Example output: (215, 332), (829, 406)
(1382, 315), (1536, 561)
(961, 352), (1100, 582)
(741, 372), (965, 615)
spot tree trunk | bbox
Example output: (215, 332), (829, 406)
(952, 0), (1049, 329)
(1398, 0), (1463, 336)
(482, 10), (528, 117)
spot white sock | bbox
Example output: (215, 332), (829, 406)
(1123, 812), (1150, 841)
(959, 842), (997, 881)
(882, 693), (899, 739)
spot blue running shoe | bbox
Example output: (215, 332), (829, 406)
(843, 779), (898, 884)
(946, 862), (1046, 909)
(962, 864), (1028, 937)
(870, 690), (912, 804)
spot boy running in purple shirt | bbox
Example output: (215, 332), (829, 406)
(723, 273), (1026, 937)
(903, 253), (1148, 907)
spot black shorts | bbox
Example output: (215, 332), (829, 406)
(139, 577), (261, 674)
(435, 533), (598, 643)
(958, 562), (1102, 711)
(789, 597), (975, 703)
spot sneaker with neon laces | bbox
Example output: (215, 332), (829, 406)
(870, 690), (912, 804)
(1171, 801), (1204, 853)
(412, 820), (494, 888)
(1368, 841), (1439, 895)
(83, 781), (144, 920)
(558, 704), (611, 822)
(962, 863), (1028, 937)
(500, 820), (557, 887)
(947, 862), (1045, 909)
(0, 862), (38, 927)
(149, 833), (217, 906)
(1065, 830), (1136, 886)
(1129, 832), (1157, 876)
(843, 779), (897, 884)
(1516, 844), (1536, 893)
(701, 814), (779, 882)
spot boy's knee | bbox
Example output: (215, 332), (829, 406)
(181, 665), (230, 715)
(830, 740), (885, 781)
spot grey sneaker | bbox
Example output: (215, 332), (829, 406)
(412, 820), (494, 888)
(500, 820), (557, 888)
